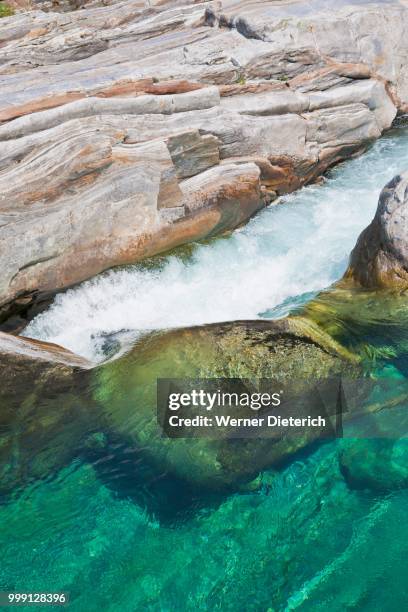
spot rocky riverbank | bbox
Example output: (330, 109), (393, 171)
(0, 0), (406, 320)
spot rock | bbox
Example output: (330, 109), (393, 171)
(0, 315), (361, 495)
(0, 87), (221, 139)
(0, 331), (94, 495)
(180, 161), (262, 215)
(94, 317), (360, 491)
(0, 131), (265, 321)
(340, 439), (408, 492)
(211, 0), (408, 106)
(0, 79), (396, 321)
(0, 329), (92, 369)
(345, 172), (408, 288)
(165, 129), (220, 179)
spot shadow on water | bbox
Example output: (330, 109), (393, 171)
(0, 427), (228, 525)
(81, 436), (229, 525)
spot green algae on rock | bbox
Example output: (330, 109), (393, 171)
(93, 318), (360, 491)
(0, 2), (13, 17)
(300, 286), (408, 366)
(0, 316), (361, 497)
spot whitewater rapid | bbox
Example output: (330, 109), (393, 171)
(24, 127), (408, 361)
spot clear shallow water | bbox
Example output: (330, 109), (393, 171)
(24, 126), (408, 361)
(2, 437), (408, 611)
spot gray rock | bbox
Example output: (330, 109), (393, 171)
(165, 129), (220, 179)
(0, 330), (94, 494)
(345, 171), (408, 288)
(0, 87), (221, 140)
(0, 130), (266, 318)
(0, 0), (404, 316)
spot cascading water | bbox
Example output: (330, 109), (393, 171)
(24, 126), (408, 361)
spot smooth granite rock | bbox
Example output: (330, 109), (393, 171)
(0, 0), (404, 317)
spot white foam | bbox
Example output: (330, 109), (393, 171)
(24, 129), (408, 361)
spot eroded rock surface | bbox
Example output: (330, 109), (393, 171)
(345, 171), (408, 288)
(0, 0), (404, 318)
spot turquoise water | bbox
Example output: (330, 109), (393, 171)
(2, 435), (408, 611)
(4, 125), (408, 610)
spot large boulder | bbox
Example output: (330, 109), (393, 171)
(345, 172), (408, 288)
(0, 331), (95, 495)
(94, 317), (360, 491)
(0, 317), (361, 496)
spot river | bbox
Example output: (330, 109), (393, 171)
(3, 124), (408, 611)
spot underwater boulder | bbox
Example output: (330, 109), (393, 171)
(94, 317), (361, 491)
(0, 318), (363, 498)
(340, 439), (408, 492)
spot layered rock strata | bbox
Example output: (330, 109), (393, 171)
(0, 0), (405, 318)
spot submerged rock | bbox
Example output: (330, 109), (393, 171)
(1, 297), (406, 497)
(0, 332), (95, 495)
(94, 318), (360, 491)
(340, 439), (408, 492)
(0, 318), (361, 495)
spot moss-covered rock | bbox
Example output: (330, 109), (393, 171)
(0, 2), (14, 17)
(93, 318), (359, 491)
